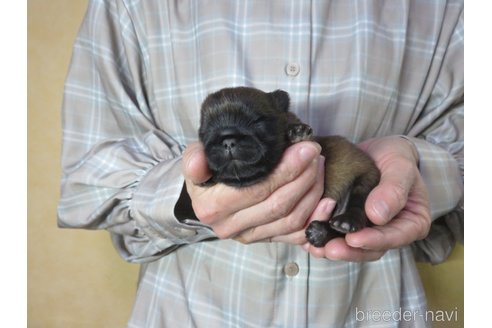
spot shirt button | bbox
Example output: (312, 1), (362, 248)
(285, 62), (300, 76)
(284, 262), (300, 277)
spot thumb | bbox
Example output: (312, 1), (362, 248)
(365, 158), (416, 225)
(182, 142), (212, 185)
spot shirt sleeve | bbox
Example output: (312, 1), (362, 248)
(57, 0), (215, 263)
(405, 6), (464, 263)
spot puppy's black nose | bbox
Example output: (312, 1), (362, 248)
(222, 137), (237, 151)
(219, 128), (241, 154)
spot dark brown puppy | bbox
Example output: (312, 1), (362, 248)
(198, 87), (380, 247)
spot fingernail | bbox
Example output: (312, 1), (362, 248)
(299, 144), (319, 162)
(373, 201), (390, 221)
(322, 198), (336, 214)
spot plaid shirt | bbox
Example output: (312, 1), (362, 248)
(58, 0), (463, 327)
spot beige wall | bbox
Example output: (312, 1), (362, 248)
(27, 0), (463, 327)
(28, 1), (139, 326)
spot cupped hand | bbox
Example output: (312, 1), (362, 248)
(304, 136), (431, 261)
(182, 141), (325, 244)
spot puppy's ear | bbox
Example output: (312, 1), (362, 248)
(269, 90), (290, 112)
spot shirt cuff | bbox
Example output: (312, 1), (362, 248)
(401, 136), (463, 220)
(130, 156), (216, 252)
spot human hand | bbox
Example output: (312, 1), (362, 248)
(304, 136), (431, 261)
(182, 141), (325, 244)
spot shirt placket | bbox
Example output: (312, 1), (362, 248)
(284, 247), (311, 327)
(276, 3), (313, 326)
(284, 1), (313, 132)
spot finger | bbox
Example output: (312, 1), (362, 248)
(225, 156), (323, 241)
(365, 157), (417, 225)
(241, 141), (321, 209)
(344, 218), (426, 252)
(272, 198), (337, 245)
(236, 158), (326, 244)
(182, 142), (212, 185)
(192, 141), (322, 222)
(346, 193), (431, 251)
(266, 141), (321, 194)
(306, 237), (386, 262)
(306, 197), (336, 225)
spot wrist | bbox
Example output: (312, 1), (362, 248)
(398, 135), (420, 166)
(399, 136), (462, 220)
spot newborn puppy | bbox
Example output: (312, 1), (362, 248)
(198, 87), (380, 247)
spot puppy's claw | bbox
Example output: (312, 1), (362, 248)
(329, 212), (365, 234)
(288, 124), (314, 143)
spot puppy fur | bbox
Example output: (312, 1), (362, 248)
(198, 87), (380, 247)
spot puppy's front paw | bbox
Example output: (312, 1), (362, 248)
(329, 211), (366, 234)
(305, 221), (341, 247)
(287, 124), (313, 143)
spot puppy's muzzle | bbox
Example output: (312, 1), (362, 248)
(219, 128), (242, 159)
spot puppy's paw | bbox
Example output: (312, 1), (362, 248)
(329, 211), (366, 234)
(305, 221), (341, 247)
(287, 124), (313, 143)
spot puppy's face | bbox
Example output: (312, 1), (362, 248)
(199, 87), (290, 187)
